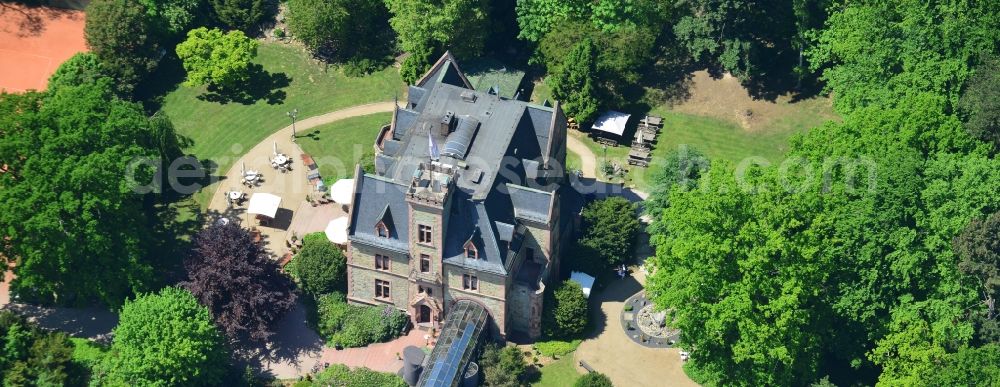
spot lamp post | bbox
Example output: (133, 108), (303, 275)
(287, 108), (299, 142)
(602, 144), (608, 177)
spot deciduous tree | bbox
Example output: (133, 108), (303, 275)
(84, 0), (161, 96)
(385, 0), (490, 60)
(574, 372), (613, 387)
(479, 344), (527, 387)
(542, 280), (589, 338)
(292, 232), (347, 297)
(672, 0), (798, 80)
(0, 82), (171, 307)
(47, 53), (108, 93)
(958, 55), (1000, 147)
(139, 0), (205, 40)
(286, 0), (391, 61)
(578, 197), (640, 269)
(954, 211), (1000, 343)
(208, 0), (275, 33)
(184, 222), (296, 347)
(96, 287), (228, 386)
(175, 27), (258, 88)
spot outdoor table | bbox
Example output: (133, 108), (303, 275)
(274, 154), (289, 165)
(229, 191), (244, 201)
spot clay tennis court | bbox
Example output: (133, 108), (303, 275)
(0, 3), (87, 92)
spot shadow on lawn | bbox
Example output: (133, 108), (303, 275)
(197, 64), (290, 105)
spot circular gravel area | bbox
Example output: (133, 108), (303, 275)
(621, 292), (680, 348)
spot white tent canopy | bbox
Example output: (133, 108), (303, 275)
(591, 111), (631, 137)
(329, 178), (355, 204)
(570, 271), (596, 299)
(247, 193), (282, 219)
(325, 215), (350, 244)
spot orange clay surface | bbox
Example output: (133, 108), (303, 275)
(0, 3), (87, 92)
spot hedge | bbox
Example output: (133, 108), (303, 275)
(534, 339), (582, 357)
(296, 364), (406, 387)
(315, 292), (408, 348)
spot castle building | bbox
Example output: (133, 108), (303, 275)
(344, 52), (574, 339)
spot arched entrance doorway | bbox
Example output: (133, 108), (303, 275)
(418, 305), (432, 324)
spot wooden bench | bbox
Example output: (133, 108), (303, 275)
(579, 360), (596, 373)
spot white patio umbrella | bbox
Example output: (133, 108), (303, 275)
(273, 141), (278, 156)
(325, 215), (350, 244)
(247, 193), (282, 219)
(328, 178), (355, 205)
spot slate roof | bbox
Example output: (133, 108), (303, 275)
(348, 173), (410, 253)
(507, 184), (553, 224)
(354, 52), (566, 276)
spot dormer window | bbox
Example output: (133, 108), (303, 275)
(464, 241), (478, 259)
(376, 222), (389, 238)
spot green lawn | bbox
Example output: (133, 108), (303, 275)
(565, 148), (582, 172)
(296, 112), (393, 182)
(532, 357), (583, 387)
(565, 105), (834, 192)
(160, 42), (403, 207)
(530, 80), (554, 106)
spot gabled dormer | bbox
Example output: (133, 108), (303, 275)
(375, 204), (396, 238)
(463, 229), (481, 260)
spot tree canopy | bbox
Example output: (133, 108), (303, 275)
(574, 372), (613, 387)
(0, 312), (77, 385)
(578, 197), (640, 270)
(208, 0), (275, 33)
(647, 1), (1000, 385)
(958, 55), (1000, 148)
(542, 280), (589, 339)
(0, 81), (179, 306)
(385, 0), (490, 60)
(47, 52), (109, 94)
(84, 0), (162, 96)
(139, 0), (205, 41)
(96, 287), (228, 386)
(479, 343), (528, 387)
(292, 232), (347, 298)
(176, 27), (259, 88)
(953, 211), (1000, 343)
(547, 38), (599, 123)
(184, 222), (296, 347)
(285, 0), (392, 61)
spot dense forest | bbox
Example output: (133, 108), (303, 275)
(1, 0), (999, 385)
(643, 1), (1000, 386)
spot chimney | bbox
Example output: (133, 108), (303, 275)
(440, 111), (455, 136)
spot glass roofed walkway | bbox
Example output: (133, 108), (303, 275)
(417, 300), (490, 387)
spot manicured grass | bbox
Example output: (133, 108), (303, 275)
(160, 42), (403, 206)
(532, 356), (583, 387)
(296, 112), (393, 182)
(565, 148), (582, 172)
(566, 108), (831, 191)
(530, 80), (553, 105)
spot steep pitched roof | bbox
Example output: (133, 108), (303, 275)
(415, 51), (474, 90)
(348, 173), (410, 253)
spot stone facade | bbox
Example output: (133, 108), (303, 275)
(344, 53), (574, 341)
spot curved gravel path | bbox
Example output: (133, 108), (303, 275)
(566, 134), (598, 178)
